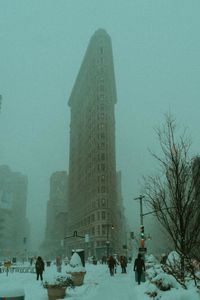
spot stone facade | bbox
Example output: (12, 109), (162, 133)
(66, 29), (126, 258)
(42, 171), (68, 258)
(0, 165), (29, 259)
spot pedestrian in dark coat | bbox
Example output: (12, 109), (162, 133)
(134, 253), (145, 284)
(107, 255), (116, 276)
(56, 256), (62, 272)
(120, 255), (127, 273)
(35, 256), (45, 281)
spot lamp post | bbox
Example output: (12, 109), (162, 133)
(106, 224), (114, 257)
(134, 195), (145, 250)
(106, 240), (110, 257)
(134, 195), (175, 254)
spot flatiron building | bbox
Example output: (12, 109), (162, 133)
(67, 29), (125, 258)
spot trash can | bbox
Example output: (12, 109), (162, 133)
(0, 288), (25, 300)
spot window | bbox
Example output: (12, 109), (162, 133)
(92, 227), (95, 235)
(91, 214), (95, 222)
(102, 225), (106, 235)
(101, 211), (106, 220)
(102, 198), (106, 208)
(97, 225), (100, 235)
(101, 153), (105, 160)
(101, 186), (105, 192)
(100, 47), (104, 54)
(101, 164), (105, 171)
(99, 84), (104, 92)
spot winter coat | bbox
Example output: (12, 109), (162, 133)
(120, 256), (127, 267)
(35, 257), (45, 274)
(134, 257), (145, 272)
(108, 256), (116, 268)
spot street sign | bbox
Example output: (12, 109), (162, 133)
(139, 247), (147, 252)
(85, 234), (89, 243)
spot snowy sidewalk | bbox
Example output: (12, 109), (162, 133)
(67, 264), (148, 300)
(0, 263), (148, 300)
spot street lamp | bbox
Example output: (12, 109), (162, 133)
(134, 195), (175, 254)
(106, 224), (114, 257)
(134, 195), (146, 251)
(106, 240), (110, 257)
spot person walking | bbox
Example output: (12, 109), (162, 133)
(119, 255), (127, 273)
(107, 255), (116, 276)
(56, 256), (62, 272)
(35, 256), (45, 281)
(134, 253), (145, 285)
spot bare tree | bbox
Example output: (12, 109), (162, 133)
(144, 114), (200, 287)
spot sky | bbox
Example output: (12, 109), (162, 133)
(0, 0), (200, 249)
(0, 256), (199, 300)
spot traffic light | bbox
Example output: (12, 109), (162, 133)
(140, 225), (144, 239)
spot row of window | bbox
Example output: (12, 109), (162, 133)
(78, 224), (112, 238)
(92, 198), (107, 209)
(90, 224), (113, 237)
(75, 208), (109, 229)
(84, 210), (107, 225)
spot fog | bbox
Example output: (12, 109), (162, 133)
(0, 0), (200, 250)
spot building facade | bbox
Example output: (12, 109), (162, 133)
(66, 29), (126, 258)
(0, 165), (29, 259)
(41, 171), (68, 258)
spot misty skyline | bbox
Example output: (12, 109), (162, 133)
(0, 0), (200, 249)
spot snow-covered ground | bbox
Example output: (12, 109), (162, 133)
(0, 261), (200, 300)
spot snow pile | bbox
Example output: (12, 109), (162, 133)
(145, 259), (181, 300)
(145, 282), (158, 298)
(144, 256), (200, 300)
(145, 271), (180, 299)
(43, 271), (72, 287)
(146, 263), (163, 280)
(66, 252), (86, 273)
(167, 251), (180, 266)
(146, 254), (158, 264)
(146, 254), (160, 270)
(152, 272), (179, 290)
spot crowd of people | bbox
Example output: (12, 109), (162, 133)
(33, 252), (146, 285)
(106, 253), (145, 284)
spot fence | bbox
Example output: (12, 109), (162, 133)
(0, 266), (35, 273)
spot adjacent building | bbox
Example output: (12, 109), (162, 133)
(41, 171), (68, 258)
(0, 165), (29, 259)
